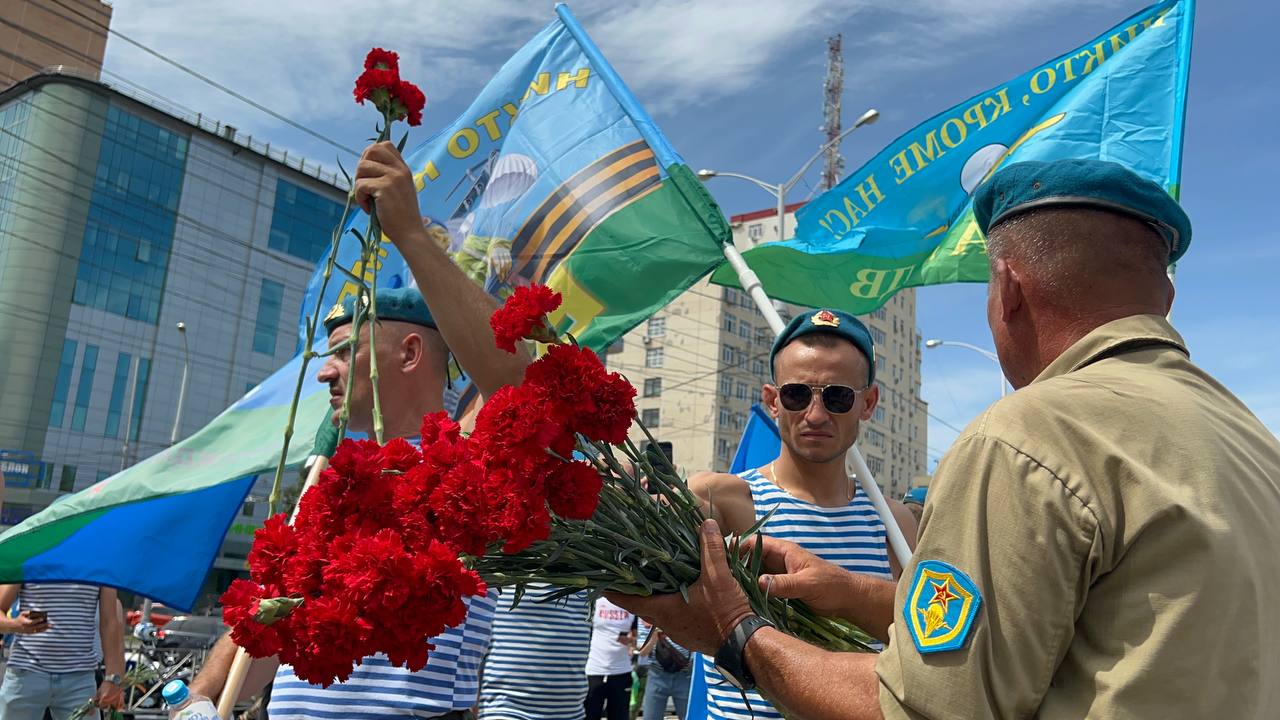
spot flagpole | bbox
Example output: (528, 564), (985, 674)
(217, 441), (334, 718)
(720, 243), (912, 569)
(1165, 0), (1195, 312)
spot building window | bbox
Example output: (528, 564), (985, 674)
(254, 279), (285, 355)
(104, 352), (132, 438)
(721, 345), (734, 364)
(751, 358), (767, 377)
(242, 501), (255, 517)
(873, 307), (887, 320)
(736, 381), (748, 400)
(70, 345), (99, 432)
(738, 322), (751, 341)
(646, 317), (667, 338)
(645, 348), (664, 368)
(867, 456), (884, 476)
(733, 412), (744, 429)
(874, 406), (885, 423)
(716, 437), (730, 458)
(641, 408), (661, 427)
(269, 179), (346, 262)
(865, 428), (884, 449)
(643, 377), (662, 397)
(723, 314), (736, 333)
(59, 464), (77, 493)
(870, 326), (887, 345)
(73, 106), (187, 324)
(748, 223), (763, 240)
(48, 339), (78, 428)
(719, 376), (732, 396)
(718, 407), (730, 427)
(755, 328), (769, 345)
(129, 358), (152, 441)
(724, 287), (737, 303)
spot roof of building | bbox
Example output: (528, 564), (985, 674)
(729, 201), (807, 225)
(0, 68), (348, 191)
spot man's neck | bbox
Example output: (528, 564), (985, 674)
(770, 449), (851, 508)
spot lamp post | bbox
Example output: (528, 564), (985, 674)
(924, 339), (1008, 397)
(170, 322), (191, 446)
(697, 108), (878, 241)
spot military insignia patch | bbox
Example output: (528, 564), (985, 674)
(324, 302), (346, 323)
(904, 560), (982, 654)
(811, 309), (840, 327)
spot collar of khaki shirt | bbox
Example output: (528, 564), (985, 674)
(1030, 313), (1189, 386)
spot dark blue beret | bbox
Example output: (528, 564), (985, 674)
(973, 159), (1191, 263)
(322, 288), (437, 334)
(770, 308), (876, 384)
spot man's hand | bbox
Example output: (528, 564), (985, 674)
(94, 679), (124, 710)
(749, 535), (857, 618)
(606, 519), (754, 655)
(353, 142), (427, 247)
(749, 534), (899, 643)
(13, 610), (49, 634)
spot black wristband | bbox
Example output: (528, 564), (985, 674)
(713, 614), (773, 691)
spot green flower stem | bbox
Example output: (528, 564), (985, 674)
(267, 189), (356, 516)
(364, 113), (394, 445)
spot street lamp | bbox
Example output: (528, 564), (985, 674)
(925, 339), (1008, 397)
(697, 107), (878, 241)
(170, 322), (191, 446)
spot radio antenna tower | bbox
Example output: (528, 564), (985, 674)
(820, 34), (844, 191)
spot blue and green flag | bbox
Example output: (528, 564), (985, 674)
(712, 0), (1194, 313)
(0, 5), (729, 610)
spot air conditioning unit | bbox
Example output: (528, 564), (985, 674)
(643, 336), (653, 345)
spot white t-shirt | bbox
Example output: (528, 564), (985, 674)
(584, 598), (633, 677)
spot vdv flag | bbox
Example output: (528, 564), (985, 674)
(730, 404), (781, 474)
(711, 0), (1194, 314)
(0, 4), (729, 610)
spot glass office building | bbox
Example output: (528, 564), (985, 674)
(0, 71), (347, 602)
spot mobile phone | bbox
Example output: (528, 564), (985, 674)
(26, 610), (47, 623)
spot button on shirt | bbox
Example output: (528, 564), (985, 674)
(878, 315), (1280, 718)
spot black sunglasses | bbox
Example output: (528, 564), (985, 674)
(776, 383), (866, 414)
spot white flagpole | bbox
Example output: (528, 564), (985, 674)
(719, 243), (912, 568)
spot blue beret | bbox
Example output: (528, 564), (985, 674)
(770, 308), (876, 384)
(322, 288), (437, 334)
(973, 159), (1191, 263)
(903, 486), (928, 505)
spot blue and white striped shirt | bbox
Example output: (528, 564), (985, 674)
(702, 468), (892, 720)
(479, 585), (591, 720)
(268, 591), (498, 720)
(9, 583), (100, 673)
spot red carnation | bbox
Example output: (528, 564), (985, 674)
(220, 579), (285, 658)
(546, 460), (603, 520)
(490, 285), (563, 352)
(392, 80), (426, 127)
(246, 514), (298, 590)
(524, 344), (636, 444)
(364, 48), (399, 71)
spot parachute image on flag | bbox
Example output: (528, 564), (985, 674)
(711, 0), (1194, 314)
(0, 5), (729, 610)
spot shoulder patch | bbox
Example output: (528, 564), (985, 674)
(904, 560), (982, 654)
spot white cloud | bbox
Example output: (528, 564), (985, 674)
(103, 0), (1109, 129)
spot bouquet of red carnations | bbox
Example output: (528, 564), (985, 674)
(223, 285), (874, 686)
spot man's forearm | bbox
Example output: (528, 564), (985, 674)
(395, 228), (530, 396)
(190, 634), (239, 700)
(746, 628), (883, 720)
(842, 573), (899, 644)
(102, 614), (125, 676)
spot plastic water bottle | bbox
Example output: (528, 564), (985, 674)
(162, 679), (219, 720)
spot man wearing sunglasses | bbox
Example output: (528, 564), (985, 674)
(610, 159), (1280, 718)
(684, 306), (918, 720)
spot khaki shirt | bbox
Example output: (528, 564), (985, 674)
(878, 315), (1280, 719)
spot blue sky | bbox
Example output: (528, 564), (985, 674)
(105, 0), (1278, 467)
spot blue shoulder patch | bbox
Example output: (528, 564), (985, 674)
(903, 560), (982, 654)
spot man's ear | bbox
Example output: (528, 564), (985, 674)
(400, 332), (424, 374)
(761, 384), (780, 419)
(859, 383), (880, 422)
(992, 257), (1024, 322)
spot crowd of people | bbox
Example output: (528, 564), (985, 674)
(5, 149), (1279, 720)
